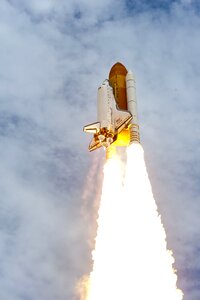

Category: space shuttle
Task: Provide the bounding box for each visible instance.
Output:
[83,62,140,157]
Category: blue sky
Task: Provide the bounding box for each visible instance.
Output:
[0,0,200,299]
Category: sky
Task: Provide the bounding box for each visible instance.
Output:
[0,0,200,299]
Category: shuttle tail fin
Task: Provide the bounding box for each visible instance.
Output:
[83,122,100,134]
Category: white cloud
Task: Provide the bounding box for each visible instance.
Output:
[0,0,200,299]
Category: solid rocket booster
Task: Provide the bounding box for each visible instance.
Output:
[83,62,140,156]
[126,70,140,143]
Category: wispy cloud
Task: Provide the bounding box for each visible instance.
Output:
[0,0,200,299]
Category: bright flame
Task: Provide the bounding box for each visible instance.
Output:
[84,144,183,300]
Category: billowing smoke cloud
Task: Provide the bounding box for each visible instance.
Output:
[0,0,200,299]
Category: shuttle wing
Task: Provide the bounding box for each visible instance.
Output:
[113,106,132,133]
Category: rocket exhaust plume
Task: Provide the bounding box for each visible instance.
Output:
[82,144,183,300]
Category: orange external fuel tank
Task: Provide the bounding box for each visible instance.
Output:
[109,62,128,110]
[108,62,130,149]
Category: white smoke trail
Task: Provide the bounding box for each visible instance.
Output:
[84,144,183,300]
[121,143,183,299]
[86,156,124,299]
